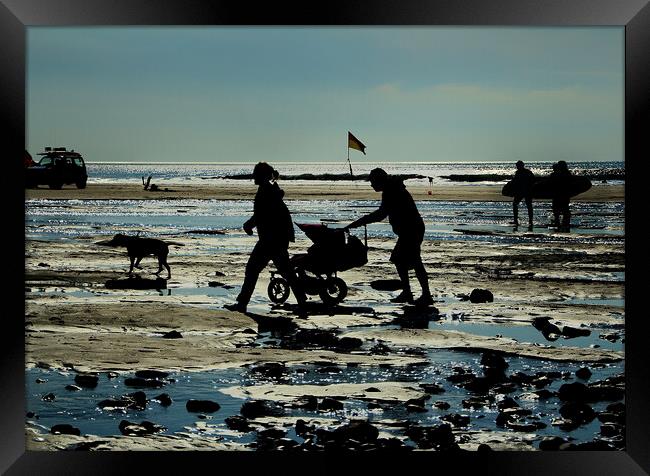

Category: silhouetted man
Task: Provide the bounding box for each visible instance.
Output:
[511,160,535,229]
[550,160,572,231]
[345,168,432,306]
[225,162,306,314]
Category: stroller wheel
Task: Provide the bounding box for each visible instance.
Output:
[319,277,347,305]
[268,276,290,304]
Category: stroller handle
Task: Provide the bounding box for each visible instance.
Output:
[342,223,367,248]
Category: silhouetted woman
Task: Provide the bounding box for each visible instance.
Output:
[225,162,306,313]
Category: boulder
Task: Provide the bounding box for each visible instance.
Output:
[539,436,569,451]
[186,399,221,413]
[419,383,445,394]
[369,343,391,355]
[318,397,344,412]
[575,367,592,380]
[249,362,288,380]
[153,393,172,406]
[240,400,285,419]
[440,413,470,427]
[135,370,169,379]
[333,420,379,443]
[531,317,562,340]
[295,419,315,437]
[481,351,509,370]
[74,373,99,389]
[162,330,183,339]
[336,336,363,350]
[496,396,519,410]
[97,399,132,410]
[562,326,591,339]
[534,389,556,399]
[600,423,624,438]
[50,424,81,436]
[469,289,493,303]
[433,401,450,410]
[559,402,596,425]
[225,415,252,432]
[558,382,588,401]
[124,377,165,389]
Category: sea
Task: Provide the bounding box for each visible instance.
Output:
[83,161,625,187]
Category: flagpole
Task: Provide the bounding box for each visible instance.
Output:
[347,145,353,176]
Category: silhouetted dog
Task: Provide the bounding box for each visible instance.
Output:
[107,234,172,279]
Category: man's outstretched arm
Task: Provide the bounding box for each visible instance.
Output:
[347,206,388,229]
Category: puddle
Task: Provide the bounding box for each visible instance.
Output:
[429,320,623,352]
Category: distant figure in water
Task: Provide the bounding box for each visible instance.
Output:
[344,168,433,306]
[511,160,535,230]
[225,162,307,314]
[550,160,572,231]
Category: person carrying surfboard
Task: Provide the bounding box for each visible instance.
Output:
[344,168,433,307]
[511,160,535,229]
[550,160,572,231]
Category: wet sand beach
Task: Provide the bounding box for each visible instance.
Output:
[25,182,625,451]
[25,182,624,202]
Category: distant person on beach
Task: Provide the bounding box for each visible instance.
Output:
[550,160,572,231]
[225,162,307,314]
[344,168,433,306]
[511,160,535,230]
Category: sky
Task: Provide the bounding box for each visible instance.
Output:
[27,27,624,163]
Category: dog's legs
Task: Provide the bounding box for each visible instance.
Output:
[128,255,135,276]
[134,257,143,270]
[155,256,163,276]
[157,253,171,279]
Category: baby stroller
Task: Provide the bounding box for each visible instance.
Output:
[268,223,368,305]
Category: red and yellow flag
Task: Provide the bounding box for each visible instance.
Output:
[348,131,366,155]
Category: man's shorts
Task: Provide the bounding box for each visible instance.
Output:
[390,232,424,269]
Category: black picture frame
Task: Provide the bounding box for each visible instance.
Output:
[2,0,648,474]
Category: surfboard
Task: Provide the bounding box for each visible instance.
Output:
[501,179,532,198]
[531,175,592,199]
